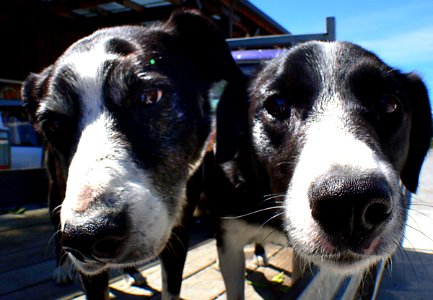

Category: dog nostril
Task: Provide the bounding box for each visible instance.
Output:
[363,201,392,229]
[62,210,128,261]
[92,236,125,259]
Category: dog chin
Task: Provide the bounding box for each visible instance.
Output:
[69,235,170,276]
[68,255,108,276]
[70,254,152,276]
[307,252,383,275]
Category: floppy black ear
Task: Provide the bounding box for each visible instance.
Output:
[21,65,53,126]
[216,74,250,162]
[165,9,241,83]
[400,73,432,192]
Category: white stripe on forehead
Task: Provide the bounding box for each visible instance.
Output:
[68,39,118,127]
[316,42,345,113]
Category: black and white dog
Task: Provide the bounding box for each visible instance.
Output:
[22,10,240,299]
[208,41,432,299]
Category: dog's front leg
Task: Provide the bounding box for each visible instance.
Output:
[217,230,246,300]
[159,168,202,300]
[80,271,109,300]
[159,226,189,300]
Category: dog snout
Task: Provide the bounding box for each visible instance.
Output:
[309,172,393,241]
[62,210,128,262]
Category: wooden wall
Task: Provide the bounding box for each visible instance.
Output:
[0,20,88,81]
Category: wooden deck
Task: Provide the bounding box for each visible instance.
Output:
[1,150,432,300]
[0,208,310,300]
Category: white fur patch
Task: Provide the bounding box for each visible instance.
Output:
[221,219,288,248]
[218,219,288,299]
[53,256,75,284]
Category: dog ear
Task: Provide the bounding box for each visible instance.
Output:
[215,74,250,162]
[165,9,241,83]
[21,65,53,127]
[400,73,432,193]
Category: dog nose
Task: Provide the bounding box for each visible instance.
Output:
[309,173,392,239]
[62,211,128,261]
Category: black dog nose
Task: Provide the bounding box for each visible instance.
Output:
[309,173,392,239]
[62,211,128,261]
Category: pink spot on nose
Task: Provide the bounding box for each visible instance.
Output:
[75,185,96,212]
[319,236,335,253]
[363,236,380,255]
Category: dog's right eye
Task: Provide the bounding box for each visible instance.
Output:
[40,114,72,139]
[264,97,291,120]
[378,94,400,115]
[42,119,62,135]
[139,89,163,105]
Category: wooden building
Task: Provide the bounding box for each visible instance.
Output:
[0,0,289,81]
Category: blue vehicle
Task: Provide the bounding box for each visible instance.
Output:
[0,79,43,170]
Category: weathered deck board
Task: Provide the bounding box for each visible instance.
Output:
[0,208,50,233]
[0,207,304,300]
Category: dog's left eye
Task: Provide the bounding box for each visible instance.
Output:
[264,97,291,120]
[139,89,163,105]
[379,94,400,114]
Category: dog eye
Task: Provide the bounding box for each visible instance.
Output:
[42,119,62,135]
[379,94,400,114]
[139,89,163,105]
[264,97,291,120]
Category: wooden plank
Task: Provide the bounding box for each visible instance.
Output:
[183,239,218,278]
[267,247,302,283]
[0,223,54,256]
[4,277,82,300]
[0,239,56,273]
[0,260,55,296]
[0,208,50,232]
[298,269,345,300]
[110,239,219,295]
[180,265,226,300]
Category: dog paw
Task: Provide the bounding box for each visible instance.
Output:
[124,267,146,286]
[254,244,269,266]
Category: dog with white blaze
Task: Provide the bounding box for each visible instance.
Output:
[206,40,432,299]
[22,10,241,300]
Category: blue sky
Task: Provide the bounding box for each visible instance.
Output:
[250,0,433,103]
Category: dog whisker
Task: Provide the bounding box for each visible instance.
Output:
[262,194,286,202]
[51,204,63,216]
[409,203,433,208]
[395,244,406,279]
[259,212,285,231]
[170,231,187,254]
[406,214,426,234]
[275,161,297,167]
[404,224,433,244]
[408,208,433,222]
[222,206,284,220]
[400,236,424,275]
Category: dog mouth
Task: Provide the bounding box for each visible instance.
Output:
[317,233,382,254]
[310,251,373,271]
[302,234,385,272]
[64,239,161,275]
[66,249,154,275]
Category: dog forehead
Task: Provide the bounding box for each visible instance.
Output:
[52,38,119,119]
[64,38,117,80]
